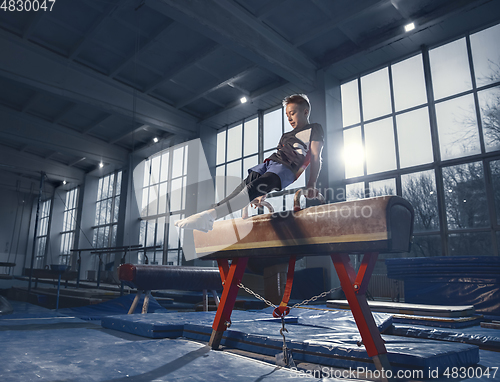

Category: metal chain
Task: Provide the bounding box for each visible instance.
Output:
[238,283,342,311]
[237,283,276,308]
[290,286,342,309]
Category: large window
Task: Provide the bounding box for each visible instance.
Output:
[217,117,259,219]
[341,22,500,257]
[93,171,122,249]
[216,109,307,217]
[34,199,51,268]
[139,144,187,265]
[59,188,79,265]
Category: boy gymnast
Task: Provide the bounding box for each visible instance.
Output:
[175,94,324,232]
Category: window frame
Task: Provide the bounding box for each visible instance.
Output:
[340,23,500,256]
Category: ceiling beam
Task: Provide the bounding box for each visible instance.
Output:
[68,0,123,60]
[146,0,317,89]
[23,12,46,40]
[144,43,219,93]
[110,124,148,144]
[68,157,87,167]
[110,20,177,78]
[201,78,288,122]
[42,15,165,79]
[53,103,78,124]
[0,144,85,183]
[297,0,389,47]
[321,0,493,70]
[255,0,288,21]
[21,93,40,113]
[44,150,59,160]
[0,30,198,137]
[0,105,128,165]
[175,65,256,109]
[82,114,113,134]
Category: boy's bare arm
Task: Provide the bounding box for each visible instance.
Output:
[306,140,323,198]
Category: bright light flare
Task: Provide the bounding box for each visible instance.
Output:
[405,22,415,32]
[343,143,365,171]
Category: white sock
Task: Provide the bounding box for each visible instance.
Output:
[174,210,215,232]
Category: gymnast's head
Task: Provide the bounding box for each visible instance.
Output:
[283,94,311,129]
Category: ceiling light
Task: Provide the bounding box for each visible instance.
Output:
[99,162,104,168]
[404,22,415,32]
[63,180,66,185]
[240,96,248,104]
[153,137,159,143]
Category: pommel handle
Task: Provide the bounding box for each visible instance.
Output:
[242,200,274,219]
[293,189,326,212]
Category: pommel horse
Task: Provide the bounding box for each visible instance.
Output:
[193,191,414,375]
[119,265,222,313]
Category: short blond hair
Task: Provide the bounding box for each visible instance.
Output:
[283,94,311,113]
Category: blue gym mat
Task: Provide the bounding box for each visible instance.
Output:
[391,313,484,328]
[183,320,479,374]
[57,294,168,320]
[389,323,500,351]
[267,306,394,332]
[101,307,479,375]
[101,310,298,338]
[0,300,66,319]
[0,325,328,381]
[2,299,499,381]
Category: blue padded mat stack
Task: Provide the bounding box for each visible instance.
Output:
[391,314,484,328]
[101,308,480,375]
[264,305,394,332]
[182,316,479,374]
[389,323,500,351]
[386,256,500,315]
[101,311,297,338]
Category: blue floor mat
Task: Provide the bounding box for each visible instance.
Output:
[0,300,65,319]
[101,310,298,338]
[101,308,479,375]
[183,320,479,374]
[1,299,497,381]
[284,306,394,332]
[0,325,328,382]
[391,314,484,328]
[57,294,168,320]
[390,323,500,351]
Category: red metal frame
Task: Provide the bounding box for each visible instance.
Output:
[331,252,386,357]
[209,257,248,348]
[209,251,391,374]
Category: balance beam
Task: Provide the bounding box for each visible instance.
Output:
[119,264,223,313]
[194,194,414,377]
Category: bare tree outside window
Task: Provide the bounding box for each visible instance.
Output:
[402,171,439,232]
[443,162,489,230]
